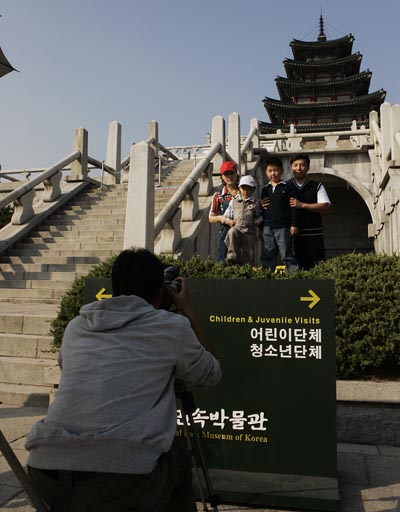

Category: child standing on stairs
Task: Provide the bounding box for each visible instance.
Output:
[222,175,262,265]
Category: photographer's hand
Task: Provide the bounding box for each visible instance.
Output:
[167,277,218,358]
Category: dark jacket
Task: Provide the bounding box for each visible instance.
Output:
[261,181,297,229]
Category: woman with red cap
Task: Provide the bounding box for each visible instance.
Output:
[208,161,239,261]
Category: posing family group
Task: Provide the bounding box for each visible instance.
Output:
[208,153,331,271]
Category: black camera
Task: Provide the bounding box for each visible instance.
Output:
[163,265,181,292]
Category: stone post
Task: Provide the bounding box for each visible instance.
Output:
[124,142,155,251]
[228,112,241,176]
[380,102,392,170]
[104,121,121,185]
[391,104,400,162]
[148,120,159,156]
[250,118,259,149]
[211,115,225,172]
[70,127,88,181]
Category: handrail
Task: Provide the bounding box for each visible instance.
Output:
[166,144,210,151]
[158,142,179,161]
[0,151,80,209]
[0,168,46,176]
[260,128,371,140]
[240,126,258,159]
[87,156,115,175]
[154,142,221,237]
[120,137,180,171]
[0,174,19,182]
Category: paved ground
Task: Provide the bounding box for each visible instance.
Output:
[0,404,399,512]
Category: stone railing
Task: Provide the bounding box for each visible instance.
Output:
[367,103,400,254]
[0,126,121,226]
[0,114,262,259]
[0,124,122,254]
[124,114,262,258]
[259,121,371,153]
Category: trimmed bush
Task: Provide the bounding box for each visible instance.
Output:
[0,205,13,229]
[50,253,400,380]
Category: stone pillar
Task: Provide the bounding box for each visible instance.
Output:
[380,102,392,170]
[148,120,159,156]
[124,142,155,251]
[391,104,400,162]
[104,121,121,185]
[70,127,88,181]
[250,118,259,149]
[228,112,241,176]
[211,115,225,172]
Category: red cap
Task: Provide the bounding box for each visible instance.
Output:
[220,161,237,174]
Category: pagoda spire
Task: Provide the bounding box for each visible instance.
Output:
[317,14,327,42]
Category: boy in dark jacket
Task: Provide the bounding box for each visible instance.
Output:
[260,157,299,273]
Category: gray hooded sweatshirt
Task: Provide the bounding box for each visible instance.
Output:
[26,295,221,474]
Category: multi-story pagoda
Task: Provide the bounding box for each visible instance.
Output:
[260,16,386,133]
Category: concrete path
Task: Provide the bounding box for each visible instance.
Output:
[0,405,399,512]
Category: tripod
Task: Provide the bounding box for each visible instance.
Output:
[176,385,220,512]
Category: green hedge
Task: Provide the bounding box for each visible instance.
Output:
[50,253,400,380]
[0,206,13,229]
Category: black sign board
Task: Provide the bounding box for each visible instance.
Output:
[185,279,337,511]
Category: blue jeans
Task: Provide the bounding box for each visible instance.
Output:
[261,226,299,274]
[217,225,229,261]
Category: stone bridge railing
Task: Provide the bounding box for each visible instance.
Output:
[259,121,371,153]
[0,114,262,259]
[368,103,400,255]
[124,114,261,258]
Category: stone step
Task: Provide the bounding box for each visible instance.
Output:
[21,235,124,244]
[5,249,119,258]
[0,333,56,359]
[0,280,71,290]
[0,297,60,304]
[61,204,127,212]
[31,226,125,242]
[0,312,55,335]
[0,356,58,386]
[0,382,51,407]
[0,287,65,299]
[0,262,96,273]
[39,218,125,226]
[65,198,127,206]
[57,208,127,216]
[0,255,102,264]
[13,241,121,252]
[0,271,81,282]
[44,214,125,223]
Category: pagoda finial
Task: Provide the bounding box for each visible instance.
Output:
[318,13,327,42]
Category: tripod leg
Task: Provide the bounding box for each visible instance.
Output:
[177,399,209,511]
[186,415,220,512]
[0,430,51,512]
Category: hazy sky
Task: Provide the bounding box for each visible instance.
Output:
[0,0,399,169]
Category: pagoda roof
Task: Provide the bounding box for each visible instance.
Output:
[284,52,362,73]
[263,90,386,124]
[275,71,372,101]
[290,34,354,60]
[259,119,369,134]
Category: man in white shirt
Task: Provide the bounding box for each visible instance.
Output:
[287,153,331,269]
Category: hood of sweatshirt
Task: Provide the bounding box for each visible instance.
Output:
[79,295,154,332]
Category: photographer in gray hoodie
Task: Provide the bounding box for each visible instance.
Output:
[25,248,221,512]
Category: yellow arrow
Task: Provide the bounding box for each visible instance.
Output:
[95,287,113,301]
[300,289,321,309]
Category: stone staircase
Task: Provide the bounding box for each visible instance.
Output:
[0,159,196,406]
